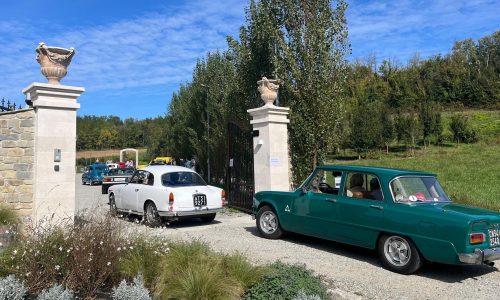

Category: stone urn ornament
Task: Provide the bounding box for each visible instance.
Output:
[257,77,280,106]
[36,42,75,84]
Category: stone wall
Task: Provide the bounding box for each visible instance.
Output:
[0,109,35,217]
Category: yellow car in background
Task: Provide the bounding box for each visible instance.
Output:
[137,156,173,169]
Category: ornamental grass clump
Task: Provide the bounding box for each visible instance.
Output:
[118,239,265,299]
[156,240,265,299]
[118,237,170,289]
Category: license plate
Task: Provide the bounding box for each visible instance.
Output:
[489,228,500,247]
[193,194,207,207]
[114,178,125,182]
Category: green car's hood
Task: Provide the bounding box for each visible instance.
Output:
[411,202,500,222]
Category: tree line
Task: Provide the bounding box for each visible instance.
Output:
[77,0,499,185]
[76,115,167,151]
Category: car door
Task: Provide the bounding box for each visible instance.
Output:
[135,171,154,213]
[335,172,385,248]
[120,170,146,213]
[289,168,341,240]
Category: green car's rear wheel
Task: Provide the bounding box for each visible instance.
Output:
[378,234,423,274]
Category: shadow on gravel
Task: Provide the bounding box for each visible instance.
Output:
[243,226,379,265]
[414,262,497,283]
[120,214,222,228]
[243,226,498,282]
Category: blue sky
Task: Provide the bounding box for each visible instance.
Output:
[0,0,498,119]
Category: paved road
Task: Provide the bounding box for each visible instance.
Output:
[76,173,109,216]
[75,176,500,299]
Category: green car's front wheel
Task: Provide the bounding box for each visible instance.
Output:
[256,205,283,239]
[378,234,423,274]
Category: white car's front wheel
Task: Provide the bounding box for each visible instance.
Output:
[144,201,161,227]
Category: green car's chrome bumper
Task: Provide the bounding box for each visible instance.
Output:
[458,248,500,265]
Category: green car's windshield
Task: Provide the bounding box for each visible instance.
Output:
[390,176,451,203]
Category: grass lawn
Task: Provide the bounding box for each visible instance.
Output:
[328,110,500,212]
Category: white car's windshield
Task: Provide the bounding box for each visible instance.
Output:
[391,176,451,203]
[161,172,207,187]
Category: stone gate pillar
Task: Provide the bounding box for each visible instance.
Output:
[247,77,290,193]
[22,83,84,222]
[21,43,84,222]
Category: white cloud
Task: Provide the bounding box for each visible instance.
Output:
[0,0,246,103]
[347,0,500,62]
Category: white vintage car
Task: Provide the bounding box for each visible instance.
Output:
[108,165,225,226]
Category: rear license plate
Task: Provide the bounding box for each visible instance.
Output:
[114,178,125,182]
[193,194,207,207]
[489,228,500,247]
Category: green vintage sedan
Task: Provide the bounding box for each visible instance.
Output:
[253,165,500,274]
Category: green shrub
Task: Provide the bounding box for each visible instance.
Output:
[242,261,329,300]
[450,114,479,143]
[1,215,122,298]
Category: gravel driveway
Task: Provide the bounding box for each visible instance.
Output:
[76,175,500,300]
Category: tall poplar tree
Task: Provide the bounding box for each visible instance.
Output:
[228,0,350,183]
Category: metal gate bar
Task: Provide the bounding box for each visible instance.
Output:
[226,121,254,213]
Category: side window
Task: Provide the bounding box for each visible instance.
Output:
[130,171,146,184]
[305,169,325,193]
[344,172,383,200]
[322,170,343,195]
[143,172,154,186]
[304,169,343,194]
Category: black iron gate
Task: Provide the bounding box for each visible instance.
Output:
[226,121,254,213]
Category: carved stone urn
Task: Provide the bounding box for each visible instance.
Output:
[36,42,75,84]
[257,77,280,106]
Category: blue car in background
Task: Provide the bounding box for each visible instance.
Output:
[82,163,109,185]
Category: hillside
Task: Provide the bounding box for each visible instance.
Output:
[329,110,500,211]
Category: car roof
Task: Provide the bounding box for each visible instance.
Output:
[318,165,436,178]
[139,165,196,176]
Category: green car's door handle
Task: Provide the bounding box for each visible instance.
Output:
[326,198,337,203]
[370,205,383,210]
